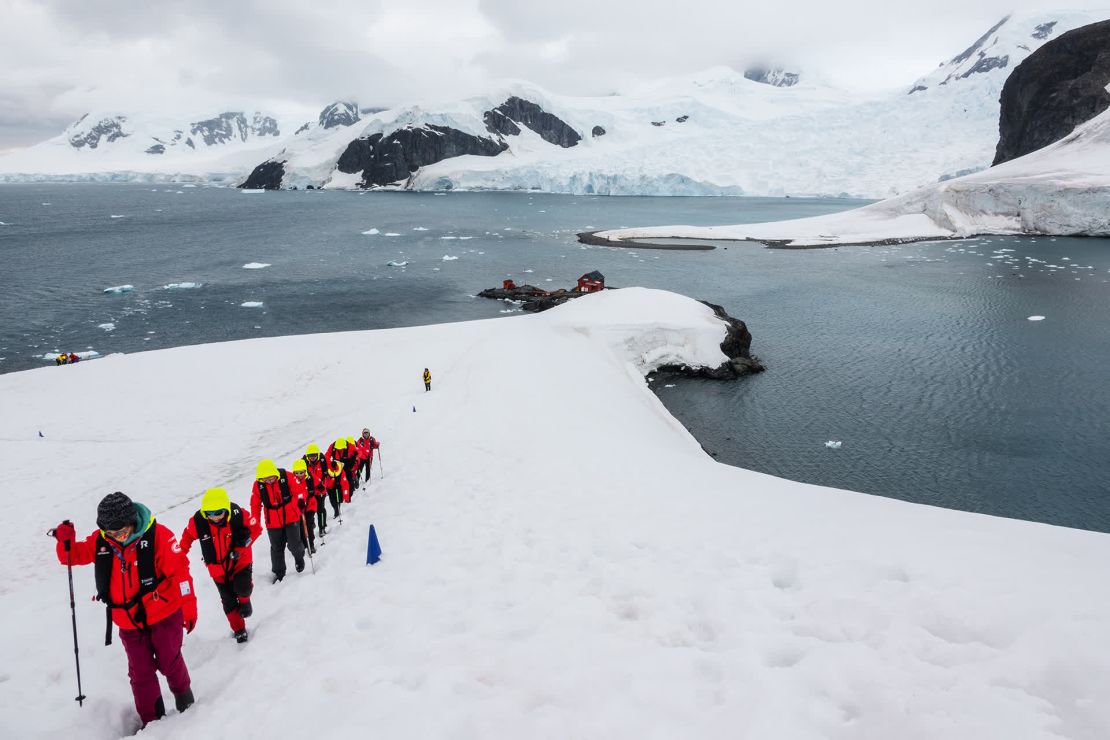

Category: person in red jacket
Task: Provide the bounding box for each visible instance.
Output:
[325,459,350,514]
[356,428,380,484]
[249,459,306,583]
[179,487,262,643]
[326,437,360,494]
[303,443,329,535]
[51,492,197,728]
[290,459,317,554]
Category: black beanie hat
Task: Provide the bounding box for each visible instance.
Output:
[97,492,136,531]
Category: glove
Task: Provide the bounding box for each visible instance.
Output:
[182,598,198,634]
[298,498,307,512]
[228,549,239,562]
[52,521,75,545]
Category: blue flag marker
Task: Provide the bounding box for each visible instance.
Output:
[366,524,382,565]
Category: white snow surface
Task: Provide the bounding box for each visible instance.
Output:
[1,288,1108,738]
[599,106,1110,245]
[2,12,1105,198]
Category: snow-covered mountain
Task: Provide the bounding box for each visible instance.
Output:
[596,16,1110,245]
[1,11,1106,196]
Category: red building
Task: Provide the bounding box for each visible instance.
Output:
[576,270,605,293]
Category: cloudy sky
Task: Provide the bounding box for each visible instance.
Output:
[1,0,1105,149]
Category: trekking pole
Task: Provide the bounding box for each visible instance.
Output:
[300,514,316,575]
[47,521,87,706]
[377,449,384,479]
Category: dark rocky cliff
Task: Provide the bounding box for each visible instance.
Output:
[993,19,1110,165]
[483,97,581,148]
[336,125,508,187]
[240,160,285,189]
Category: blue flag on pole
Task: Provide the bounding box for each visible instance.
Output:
[366,524,382,565]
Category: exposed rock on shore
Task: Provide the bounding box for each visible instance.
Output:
[994,19,1110,164]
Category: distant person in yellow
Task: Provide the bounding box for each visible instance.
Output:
[423,367,431,391]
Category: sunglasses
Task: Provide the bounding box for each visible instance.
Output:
[204,510,228,520]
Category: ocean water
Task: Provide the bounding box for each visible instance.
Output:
[2,184,1108,531]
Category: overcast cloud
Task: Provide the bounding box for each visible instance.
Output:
[0,0,1105,148]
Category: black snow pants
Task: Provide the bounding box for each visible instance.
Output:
[267,523,305,577]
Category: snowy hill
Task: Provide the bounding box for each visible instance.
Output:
[2,288,1109,738]
[1,11,1107,196]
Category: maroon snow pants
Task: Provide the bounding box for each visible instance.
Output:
[118,608,191,725]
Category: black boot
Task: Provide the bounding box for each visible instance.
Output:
[174,688,195,713]
[295,560,305,573]
[272,573,284,584]
[234,629,249,644]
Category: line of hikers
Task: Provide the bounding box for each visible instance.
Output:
[50,428,381,729]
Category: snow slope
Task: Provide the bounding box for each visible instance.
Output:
[2,11,1106,197]
[1,288,1108,739]
[598,105,1110,246]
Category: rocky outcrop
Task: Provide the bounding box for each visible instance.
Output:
[650,301,764,380]
[240,160,285,189]
[591,125,606,137]
[483,97,581,148]
[477,288,763,379]
[483,109,521,137]
[336,125,508,187]
[145,144,165,155]
[744,67,800,87]
[190,112,280,146]
[318,101,360,129]
[69,117,129,149]
[993,19,1110,165]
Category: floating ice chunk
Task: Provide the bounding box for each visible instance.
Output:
[413,227,428,231]
[109,214,126,219]
[103,284,134,294]
[824,440,843,449]
[97,323,116,331]
[442,255,459,261]
[384,232,401,237]
[163,282,202,290]
[361,228,380,235]
[387,260,409,267]
[241,189,266,194]
[0,221,8,226]
[459,236,474,240]
[242,262,271,269]
[1027,316,1046,321]
[523,269,534,273]
[663,384,676,388]
[240,301,265,308]
[440,236,458,240]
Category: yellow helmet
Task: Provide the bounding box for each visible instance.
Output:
[346,436,356,446]
[306,443,321,456]
[255,459,279,480]
[292,458,307,473]
[334,438,347,450]
[201,487,231,517]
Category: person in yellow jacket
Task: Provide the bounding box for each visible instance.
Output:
[423,367,431,391]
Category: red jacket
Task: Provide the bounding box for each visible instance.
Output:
[58,520,197,630]
[290,474,316,512]
[250,472,305,530]
[356,436,380,462]
[303,457,328,497]
[325,469,350,502]
[179,507,262,582]
[326,443,358,472]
